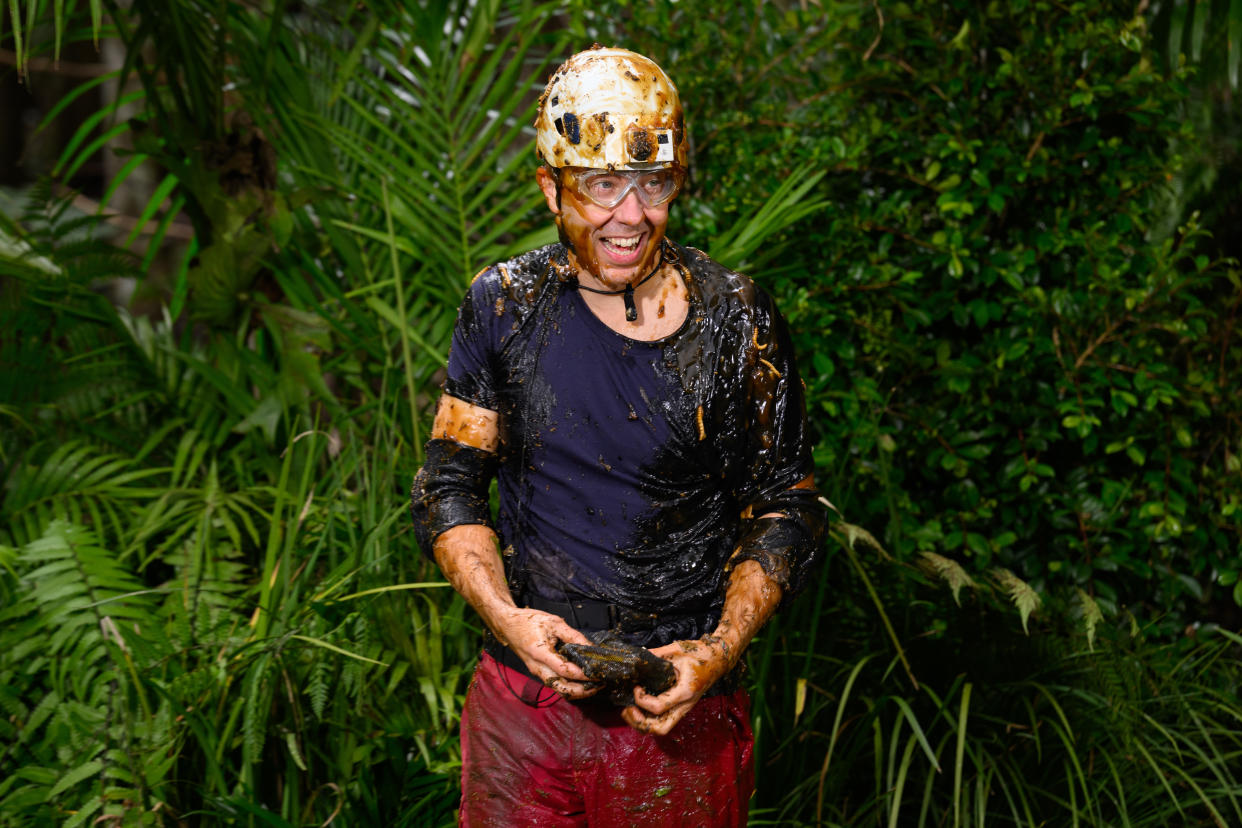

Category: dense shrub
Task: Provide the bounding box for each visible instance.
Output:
[596,0,1241,634]
[589,4,1242,820]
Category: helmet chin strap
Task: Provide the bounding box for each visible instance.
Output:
[576,259,665,322]
[553,185,668,321]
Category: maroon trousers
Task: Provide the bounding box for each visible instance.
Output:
[458,653,754,827]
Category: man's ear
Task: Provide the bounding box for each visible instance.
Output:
[536,166,560,215]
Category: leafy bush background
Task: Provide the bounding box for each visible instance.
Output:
[1,0,1239,825]
[602,0,1240,628]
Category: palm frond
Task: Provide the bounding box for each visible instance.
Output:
[1,441,165,548]
[709,168,830,273]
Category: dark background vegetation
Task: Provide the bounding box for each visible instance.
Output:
[1,1,1239,825]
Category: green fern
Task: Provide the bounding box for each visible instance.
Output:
[918,550,977,606]
[0,521,174,822]
[992,568,1042,635]
[1075,588,1104,651]
[341,656,363,704]
[0,186,141,284]
[841,521,893,561]
[18,521,153,653]
[241,653,274,773]
[306,659,332,721]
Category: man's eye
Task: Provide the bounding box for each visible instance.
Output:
[587,179,619,195]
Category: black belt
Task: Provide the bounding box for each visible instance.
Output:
[524,594,663,633]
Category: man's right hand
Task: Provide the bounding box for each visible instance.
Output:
[499,607,600,699]
[431,521,599,699]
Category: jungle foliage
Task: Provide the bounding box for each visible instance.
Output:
[1,0,1240,825]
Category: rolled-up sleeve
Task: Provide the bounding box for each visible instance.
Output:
[410,270,505,559]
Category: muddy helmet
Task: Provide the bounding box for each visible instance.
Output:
[536,46,687,172]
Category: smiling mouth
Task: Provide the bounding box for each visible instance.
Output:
[601,235,643,254]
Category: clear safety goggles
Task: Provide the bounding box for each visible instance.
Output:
[559,167,684,209]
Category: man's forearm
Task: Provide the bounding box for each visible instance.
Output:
[623,558,782,733]
[708,559,783,671]
[432,524,519,647]
[433,523,596,694]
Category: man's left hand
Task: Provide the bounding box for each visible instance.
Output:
[621,636,732,735]
[622,559,784,735]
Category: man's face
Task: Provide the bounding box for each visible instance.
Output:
[537,166,671,288]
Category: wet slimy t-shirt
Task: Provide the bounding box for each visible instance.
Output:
[441,242,817,646]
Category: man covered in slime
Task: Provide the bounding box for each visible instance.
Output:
[411,46,827,826]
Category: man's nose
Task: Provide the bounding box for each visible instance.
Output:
[612,189,645,224]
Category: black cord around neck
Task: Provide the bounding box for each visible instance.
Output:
[574,257,664,322]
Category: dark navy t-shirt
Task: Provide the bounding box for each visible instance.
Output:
[441,243,815,644]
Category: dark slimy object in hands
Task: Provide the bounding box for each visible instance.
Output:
[557,630,675,705]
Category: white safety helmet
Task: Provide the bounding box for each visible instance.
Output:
[536,46,687,172]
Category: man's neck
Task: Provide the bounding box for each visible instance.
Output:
[572,258,690,341]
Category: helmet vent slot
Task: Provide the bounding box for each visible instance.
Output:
[562,112,580,144]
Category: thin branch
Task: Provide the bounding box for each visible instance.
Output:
[863,0,885,62]
[859,220,944,249]
[1073,313,1131,370]
[68,192,195,241]
[1024,131,1046,162]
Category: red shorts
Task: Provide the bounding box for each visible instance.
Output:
[458,653,754,827]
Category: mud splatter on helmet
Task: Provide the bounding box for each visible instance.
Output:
[536,46,687,172]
